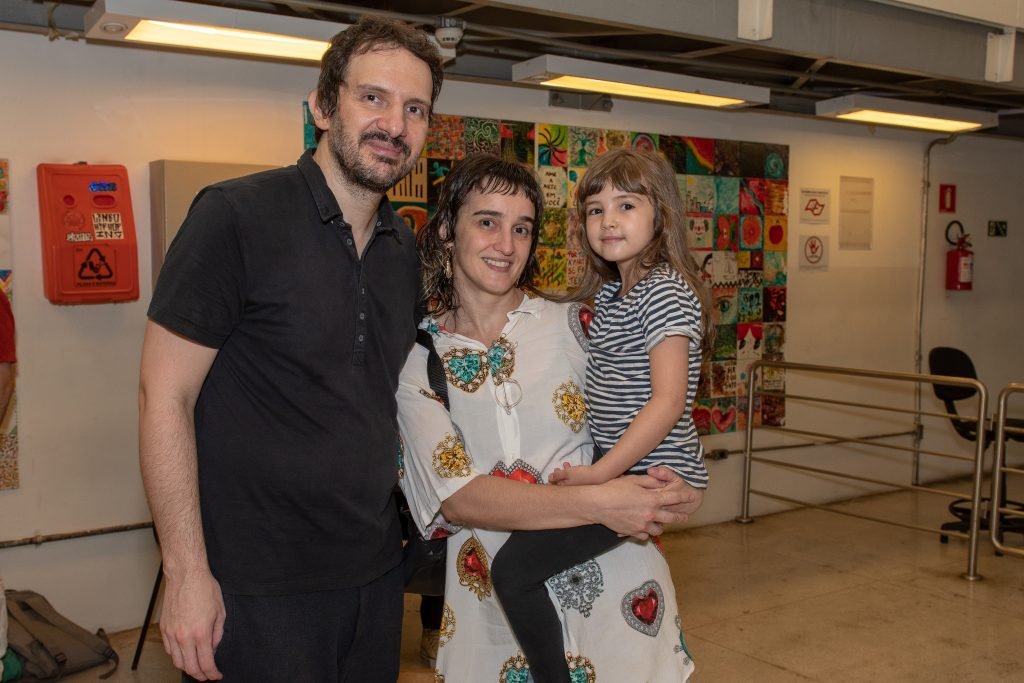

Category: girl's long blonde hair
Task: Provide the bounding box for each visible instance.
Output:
[571,148,714,358]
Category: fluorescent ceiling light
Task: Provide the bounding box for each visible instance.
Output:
[123,20,329,61]
[815,94,998,133]
[513,54,770,109]
[84,0,344,62]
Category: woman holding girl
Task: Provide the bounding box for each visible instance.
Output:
[397,151,704,682]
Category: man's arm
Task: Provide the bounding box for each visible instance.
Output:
[138,321,223,682]
[440,471,696,540]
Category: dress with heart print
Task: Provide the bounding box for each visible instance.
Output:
[397,296,695,681]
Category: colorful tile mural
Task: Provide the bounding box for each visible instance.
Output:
[385,115,788,432]
[0,157,16,489]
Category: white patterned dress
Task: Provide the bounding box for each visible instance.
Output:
[397,295,695,682]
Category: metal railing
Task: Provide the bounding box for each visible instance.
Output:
[0,522,153,550]
[990,383,1024,557]
[737,359,989,581]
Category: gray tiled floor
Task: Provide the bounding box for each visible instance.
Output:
[64,477,1024,682]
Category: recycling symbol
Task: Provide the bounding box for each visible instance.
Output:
[78,248,114,280]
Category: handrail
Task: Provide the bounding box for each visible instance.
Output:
[0,522,154,550]
[738,358,989,581]
[757,425,976,462]
[781,391,959,421]
[990,382,1024,557]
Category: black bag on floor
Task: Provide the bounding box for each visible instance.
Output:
[4,590,118,680]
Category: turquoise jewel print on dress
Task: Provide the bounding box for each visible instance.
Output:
[487,344,507,371]
[448,354,482,384]
[504,668,531,683]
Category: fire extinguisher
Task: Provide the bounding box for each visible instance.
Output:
[944,220,973,291]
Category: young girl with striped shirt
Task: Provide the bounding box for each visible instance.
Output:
[492,147,713,683]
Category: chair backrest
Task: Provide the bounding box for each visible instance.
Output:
[928,346,978,402]
[928,346,982,442]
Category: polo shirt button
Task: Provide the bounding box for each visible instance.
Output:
[358,334,364,342]
[360,287,366,295]
[346,237,353,246]
[359,312,365,320]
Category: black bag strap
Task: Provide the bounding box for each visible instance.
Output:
[401,329,451,598]
[416,328,449,412]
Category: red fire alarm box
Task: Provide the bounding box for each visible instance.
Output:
[37,163,139,304]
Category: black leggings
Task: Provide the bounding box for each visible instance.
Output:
[491,524,622,683]
[420,593,443,629]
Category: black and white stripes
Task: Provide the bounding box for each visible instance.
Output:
[586,264,708,488]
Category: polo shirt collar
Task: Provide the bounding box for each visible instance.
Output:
[296,148,400,235]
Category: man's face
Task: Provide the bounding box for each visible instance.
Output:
[326,47,432,193]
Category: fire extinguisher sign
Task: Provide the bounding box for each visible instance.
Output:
[938,184,956,213]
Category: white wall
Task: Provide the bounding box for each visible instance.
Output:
[0,31,1021,631]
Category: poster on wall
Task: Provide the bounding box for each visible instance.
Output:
[838,176,874,249]
[799,235,829,269]
[0,158,17,490]
[380,117,789,433]
[799,187,830,224]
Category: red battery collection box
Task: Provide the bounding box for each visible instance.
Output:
[37,163,139,304]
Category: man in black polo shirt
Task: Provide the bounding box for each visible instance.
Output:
[138,16,443,682]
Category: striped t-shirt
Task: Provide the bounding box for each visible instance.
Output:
[585,263,708,488]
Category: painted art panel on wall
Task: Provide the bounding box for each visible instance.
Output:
[0,158,17,489]
[385,116,788,433]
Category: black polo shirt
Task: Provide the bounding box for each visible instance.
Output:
[148,150,418,594]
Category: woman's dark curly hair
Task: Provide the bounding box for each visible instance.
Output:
[418,154,544,316]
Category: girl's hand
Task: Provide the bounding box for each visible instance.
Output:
[549,463,604,486]
[548,462,572,484]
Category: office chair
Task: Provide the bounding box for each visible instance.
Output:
[928,346,1024,546]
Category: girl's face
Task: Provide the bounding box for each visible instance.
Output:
[583,183,656,279]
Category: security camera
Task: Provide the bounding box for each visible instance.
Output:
[435,17,464,48]
[435,26,463,47]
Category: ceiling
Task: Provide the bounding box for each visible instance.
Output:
[5,0,1024,139]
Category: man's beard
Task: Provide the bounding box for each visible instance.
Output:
[328,120,414,194]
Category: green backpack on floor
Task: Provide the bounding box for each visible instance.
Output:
[4,590,118,680]
[1,648,23,682]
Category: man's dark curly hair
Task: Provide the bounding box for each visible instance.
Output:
[316,15,444,119]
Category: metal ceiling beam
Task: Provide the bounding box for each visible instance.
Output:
[476,0,1024,91]
[792,57,828,90]
[863,0,1024,30]
[463,20,1018,108]
[673,45,745,59]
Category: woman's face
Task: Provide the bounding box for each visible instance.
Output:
[450,189,536,300]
